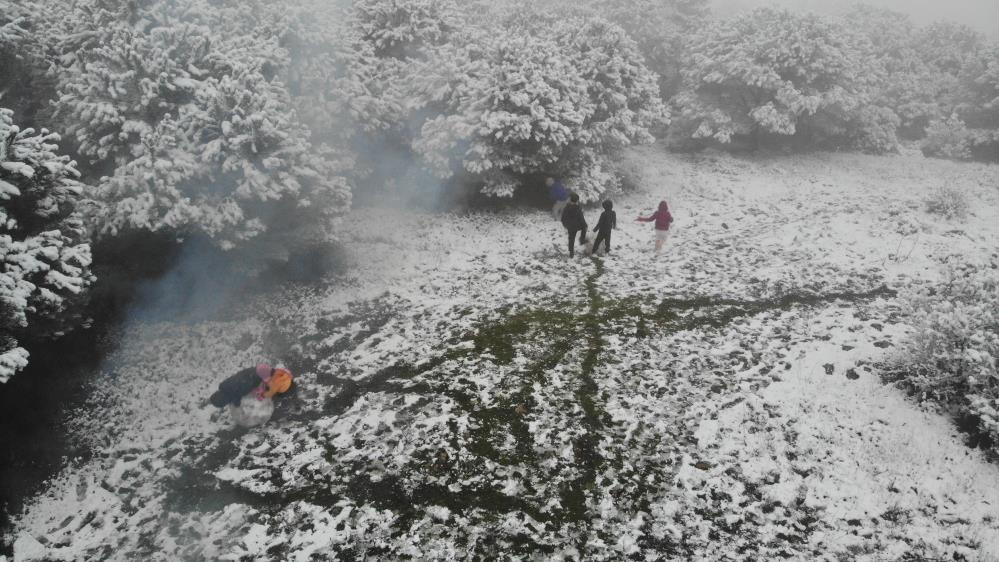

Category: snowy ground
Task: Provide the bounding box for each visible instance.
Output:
[6,146,999,561]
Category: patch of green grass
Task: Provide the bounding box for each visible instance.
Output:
[470,306,578,365]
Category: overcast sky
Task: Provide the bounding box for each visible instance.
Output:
[712,0,999,37]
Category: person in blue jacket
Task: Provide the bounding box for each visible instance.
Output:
[546,176,569,220]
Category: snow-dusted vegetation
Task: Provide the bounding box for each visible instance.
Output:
[1,0,999,560]
[0,109,93,383]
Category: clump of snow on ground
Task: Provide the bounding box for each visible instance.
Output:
[230,395,275,428]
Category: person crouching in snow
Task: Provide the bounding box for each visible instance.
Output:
[561,193,589,257]
[210,364,293,426]
[546,177,570,221]
[592,200,616,255]
[636,200,674,253]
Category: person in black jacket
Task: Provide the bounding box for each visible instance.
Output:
[210,366,263,407]
[209,364,293,408]
[560,193,588,257]
[592,200,616,255]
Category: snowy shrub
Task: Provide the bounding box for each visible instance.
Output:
[672,7,893,152]
[410,15,665,202]
[1,108,94,382]
[43,0,353,249]
[923,186,970,220]
[890,262,999,455]
[848,105,902,154]
[922,116,974,160]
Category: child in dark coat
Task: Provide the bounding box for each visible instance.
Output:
[560,193,588,257]
[592,200,616,254]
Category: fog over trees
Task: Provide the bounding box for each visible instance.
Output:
[714,0,999,37]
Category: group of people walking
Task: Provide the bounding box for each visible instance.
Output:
[546,177,673,257]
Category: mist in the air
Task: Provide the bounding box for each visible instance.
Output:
[713,0,999,35]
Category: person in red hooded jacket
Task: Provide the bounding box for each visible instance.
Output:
[636,200,673,253]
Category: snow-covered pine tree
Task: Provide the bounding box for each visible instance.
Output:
[339,0,464,204]
[843,8,990,143]
[908,22,987,144]
[352,0,460,60]
[918,31,997,161]
[49,1,215,168]
[672,7,891,152]
[0,5,27,55]
[562,0,710,100]
[841,6,927,140]
[951,42,999,160]
[41,0,353,248]
[93,69,351,249]
[1,108,94,383]
[270,0,397,156]
[0,0,58,128]
[410,14,664,202]
[566,18,666,150]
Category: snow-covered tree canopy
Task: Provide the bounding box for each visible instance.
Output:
[842,8,991,143]
[0,10,26,50]
[569,0,710,99]
[947,43,999,160]
[352,0,460,59]
[407,13,666,201]
[39,0,353,249]
[1,108,93,383]
[915,30,998,160]
[0,1,58,128]
[672,7,887,150]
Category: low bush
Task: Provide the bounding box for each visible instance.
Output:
[922,116,974,160]
[923,186,970,219]
[888,262,999,456]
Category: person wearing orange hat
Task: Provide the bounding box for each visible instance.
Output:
[254,368,293,399]
[209,364,294,408]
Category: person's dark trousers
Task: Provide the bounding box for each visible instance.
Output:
[567,229,587,257]
[593,230,611,253]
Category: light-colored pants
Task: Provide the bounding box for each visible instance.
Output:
[552,199,568,220]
